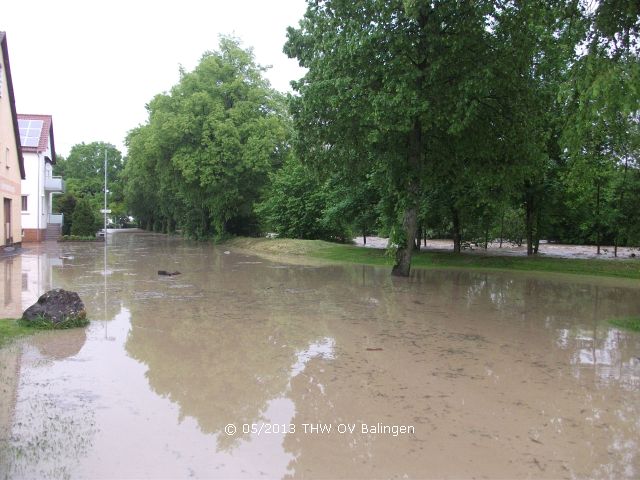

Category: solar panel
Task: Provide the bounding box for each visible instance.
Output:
[18,119,44,148]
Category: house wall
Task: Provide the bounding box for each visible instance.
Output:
[21,152,47,240]
[0,52,22,248]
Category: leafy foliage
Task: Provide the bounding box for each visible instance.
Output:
[124,37,290,239]
[71,197,100,237]
[256,156,351,240]
[54,142,126,229]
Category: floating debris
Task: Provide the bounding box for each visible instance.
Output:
[157,270,181,276]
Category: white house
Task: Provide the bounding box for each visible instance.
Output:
[17,114,64,241]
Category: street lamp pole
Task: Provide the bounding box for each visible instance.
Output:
[104,148,108,235]
[103,147,108,338]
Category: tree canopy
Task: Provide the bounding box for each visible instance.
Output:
[124,37,290,238]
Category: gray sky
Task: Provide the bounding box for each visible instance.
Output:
[3,0,308,156]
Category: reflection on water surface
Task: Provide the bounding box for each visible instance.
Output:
[1,231,639,479]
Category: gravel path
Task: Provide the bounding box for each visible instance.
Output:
[352,236,640,260]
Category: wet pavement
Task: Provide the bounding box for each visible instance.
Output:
[1,231,639,479]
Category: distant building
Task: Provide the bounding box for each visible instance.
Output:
[0,32,26,251]
[18,114,64,242]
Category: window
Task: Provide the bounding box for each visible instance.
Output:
[21,195,28,211]
[5,147,9,169]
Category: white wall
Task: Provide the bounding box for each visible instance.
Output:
[21,135,54,230]
[20,151,45,229]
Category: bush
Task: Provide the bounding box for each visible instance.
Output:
[71,198,100,236]
[54,193,77,235]
[256,156,350,241]
[59,235,103,242]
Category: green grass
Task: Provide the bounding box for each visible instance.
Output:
[19,314,89,330]
[609,316,640,331]
[1,314,90,348]
[0,318,37,347]
[225,237,640,279]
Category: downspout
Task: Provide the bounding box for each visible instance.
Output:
[36,152,41,240]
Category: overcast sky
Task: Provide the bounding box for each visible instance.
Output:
[3,0,308,156]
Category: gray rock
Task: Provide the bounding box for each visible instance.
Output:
[22,289,87,325]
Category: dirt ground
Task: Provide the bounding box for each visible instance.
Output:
[353,236,640,260]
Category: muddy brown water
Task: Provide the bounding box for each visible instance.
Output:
[1,231,639,479]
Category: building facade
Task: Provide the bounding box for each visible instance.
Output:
[0,32,26,251]
[18,114,64,242]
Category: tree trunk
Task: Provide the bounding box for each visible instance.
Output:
[362,227,367,246]
[415,223,422,251]
[392,120,422,277]
[392,206,418,277]
[452,207,461,254]
[614,157,630,258]
[499,211,504,248]
[525,191,536,256]
[533,214,540,254]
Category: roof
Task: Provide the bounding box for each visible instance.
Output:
[17,114,57,164]
[0,32,26,179]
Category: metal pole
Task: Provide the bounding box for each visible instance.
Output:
[104,147,108,338]
[104,148,108,235]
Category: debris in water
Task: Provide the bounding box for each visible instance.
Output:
[158,270,181,276]
[533,458,545,471]
[366,347,383,351]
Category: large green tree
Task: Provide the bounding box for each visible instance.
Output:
[561,0,640,254]
[124,37,290,238]
[286,0,496,275]
[54,142,126,228]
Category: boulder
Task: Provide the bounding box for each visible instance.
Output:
[22,289,87,325]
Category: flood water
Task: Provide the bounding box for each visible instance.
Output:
[1,231,639,479]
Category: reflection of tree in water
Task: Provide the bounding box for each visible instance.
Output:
[440,270,640,386]
[121,259,370,450]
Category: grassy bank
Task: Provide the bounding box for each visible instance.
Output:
[609,316,640,331]
[225,237,640,280]
[0,318,36,347]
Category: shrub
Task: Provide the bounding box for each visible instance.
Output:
[59,235,102,242]
[71,198,100,236]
